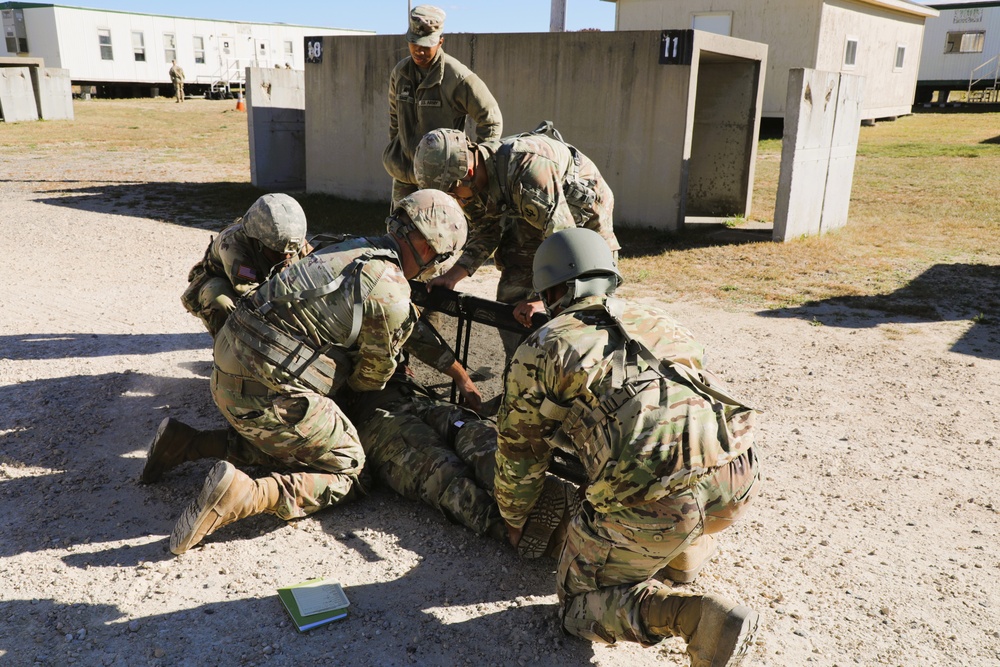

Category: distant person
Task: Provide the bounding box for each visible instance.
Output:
[382,4,502,209]
[181,194,311,338]
[169,60,185,103]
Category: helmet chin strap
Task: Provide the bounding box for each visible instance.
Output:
[546,276,620,312]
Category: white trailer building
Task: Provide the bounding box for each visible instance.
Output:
[0,2,368,97]
[601,0,939,121]
[916,0,1000,103]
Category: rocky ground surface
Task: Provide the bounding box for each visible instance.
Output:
[1,124,999,667]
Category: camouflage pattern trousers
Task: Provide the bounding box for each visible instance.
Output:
[210,324,365,520]
[558,448,759,646]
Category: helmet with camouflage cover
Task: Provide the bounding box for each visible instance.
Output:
[533,228,621,307]
[389,189,467,257]
[413,129,472,192]
[242,194,307,254]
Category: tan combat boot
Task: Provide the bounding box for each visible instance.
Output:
[169,461,280,555]
[141,418,228,484]
[660,534,719,584]
[643,590,759,667]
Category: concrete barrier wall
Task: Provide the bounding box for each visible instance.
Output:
[247,67,306,191]
[0,67,39,122]
[31,68,73,120]
[305,30,766,230]
[773,68,864,241]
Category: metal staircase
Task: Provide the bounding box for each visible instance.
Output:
[967,55,999,104]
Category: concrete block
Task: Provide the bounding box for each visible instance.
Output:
[247,67,306,190]
[31,68,73,121]
[773,68,864,242]
[0,67,39,122]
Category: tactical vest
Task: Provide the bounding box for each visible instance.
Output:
[494,120,598,212]
[540,298,757,514]
[227,247,400,396]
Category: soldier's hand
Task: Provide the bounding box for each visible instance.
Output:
[427,265,469,292]
[506,522,523,548]
[513,299,546,328]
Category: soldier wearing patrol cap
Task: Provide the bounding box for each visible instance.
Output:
[144,190,483,555]
[495,228,761,665]
[181,193,311,338]
[414,123,620,360]
[382,4,503,209]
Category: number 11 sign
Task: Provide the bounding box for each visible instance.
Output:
[660,29,693,65]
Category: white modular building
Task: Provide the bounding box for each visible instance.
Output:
[0,2,369,97]
[916,0,1000,102]
[601,0,939,120]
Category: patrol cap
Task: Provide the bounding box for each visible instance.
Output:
[533,227,621,294]
[242,193,307,255]
[406,5,446,47]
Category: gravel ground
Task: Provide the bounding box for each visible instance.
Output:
[1,119,999,667]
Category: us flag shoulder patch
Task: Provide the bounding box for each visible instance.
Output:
[236,265,257,281]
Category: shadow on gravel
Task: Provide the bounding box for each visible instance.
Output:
[0,332,209,361]
[757,263,1000,360]
[29,181,390,236]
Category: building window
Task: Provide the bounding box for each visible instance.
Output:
[132,31,145,62]
[894,45,905,70]
[193,35,205,64]
[691,12,732,37]
[98,28,113,60]
[164,33,176,62]
[945,31,985,54]
[284,40,293,64]
[844,37,858,68]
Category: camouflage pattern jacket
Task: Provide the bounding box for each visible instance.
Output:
[188,220,307,297]
[457,135,620,279]
[244,236,454,393]
[382,49,502,186]
[495,295,754,529]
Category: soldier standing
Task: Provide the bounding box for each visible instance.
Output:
[382,5,503,209]
[169,60,185,103]
[495,228,760,665]
[144,191,480,554]
[181,193,310,338]
[413,123,620,359]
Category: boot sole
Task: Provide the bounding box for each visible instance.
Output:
[169,461,236,555]
[140,417,174,484]
[713,605,760,667]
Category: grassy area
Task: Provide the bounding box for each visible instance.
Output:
[2,99,997,311]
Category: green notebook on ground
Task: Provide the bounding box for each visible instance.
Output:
[277,578,350,632]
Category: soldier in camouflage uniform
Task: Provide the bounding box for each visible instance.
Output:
[382,5,503,208]
[181,194,311,338]
[495,228,761,666]
[345,370,579,558]
[143,191,482,555]
[413,123,620,359]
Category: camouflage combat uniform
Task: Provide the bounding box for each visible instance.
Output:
[459,134,620,356]
[383,49,502,207]
[210,236,457,520]
[348,374,580,557]
[495,295,759,645]
[181,220,308,337]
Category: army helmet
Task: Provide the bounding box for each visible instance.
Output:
[242,193,307,254]
[533,227,622,294]
[391,189,468,259]
[413,128,471,192]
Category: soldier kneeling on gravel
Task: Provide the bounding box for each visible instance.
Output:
[144,190,482,555]
[496,228,762,666]
[181,193,312,338]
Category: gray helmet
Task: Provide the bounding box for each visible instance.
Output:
[242,193,307,254]
[413,128,471,191]
[389,189,468,261]
[533,228,622,302]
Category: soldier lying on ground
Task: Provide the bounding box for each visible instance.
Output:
[144,190,483,555]
[496,228,761,666]
[181,193,312,338]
